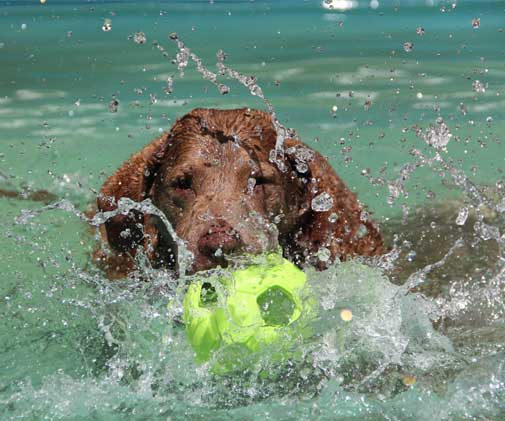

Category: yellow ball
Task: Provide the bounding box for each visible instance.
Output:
[183,254,312,373]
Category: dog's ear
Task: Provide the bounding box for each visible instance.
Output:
[281,138,384,269]
[97,133,170,257]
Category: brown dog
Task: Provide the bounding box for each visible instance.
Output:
[96,108,383,278]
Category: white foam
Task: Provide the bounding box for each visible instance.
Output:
[0,118,34,129]
[309,90,379,101]
[31,127,98,137]
[154,73,175,81]
[323,13,347,21]
[127,63,168,72]
[471,100,505,113]
[153,99,190,107]
[417,77,451,86]
[272,68,304,81]
[333,66,408,85]
[311,121,357,130]
[76,103,106,112]
[16,89,67,101]
[412,101,451,110]
[0,108,16,116]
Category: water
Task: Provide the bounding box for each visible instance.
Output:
[1,0,505,419]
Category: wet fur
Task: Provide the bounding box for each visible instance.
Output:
[96,108,384,278]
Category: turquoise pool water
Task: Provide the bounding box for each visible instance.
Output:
[1,0,504,419]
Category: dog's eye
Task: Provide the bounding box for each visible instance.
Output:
[254,176,271,186]
[170,176,192,191]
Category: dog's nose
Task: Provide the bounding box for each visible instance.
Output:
[197,219,242,256]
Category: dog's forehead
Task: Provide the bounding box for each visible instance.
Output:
[162,133,278,178]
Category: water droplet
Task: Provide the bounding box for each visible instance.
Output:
[416,26,425,36]
[455,207,469,226]
[472,80,486,93]
[21,23,27,31]
[477,222,500,241]
[472,18,480,29]
[403,41,413,52]
[296,162,308,173]
[108,99,119,113]
[316,247,331,262]
[387,184,401,205]
[328,212,338,223]
[360,210,370,222]
[357,224,368,238]
[133,32,147,45]
[423,118,452,149]
[311,192,334,212]
[102,19,112,32]
[218,84,230,95]
[406,250,417,262]
[247,177,256,194]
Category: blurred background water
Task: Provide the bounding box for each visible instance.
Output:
[1,0,505,419]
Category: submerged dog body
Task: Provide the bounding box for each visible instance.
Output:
[97,108,383,277]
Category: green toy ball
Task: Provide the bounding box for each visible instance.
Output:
[183,253,310,373]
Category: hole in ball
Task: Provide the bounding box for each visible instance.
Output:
[256,286,295,326]
[200,282,218,306]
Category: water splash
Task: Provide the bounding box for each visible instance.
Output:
[154,34,295,171]
[3,19,505,421]
[15,197,194,275]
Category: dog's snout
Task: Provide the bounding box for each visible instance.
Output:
[197,219,242,256]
